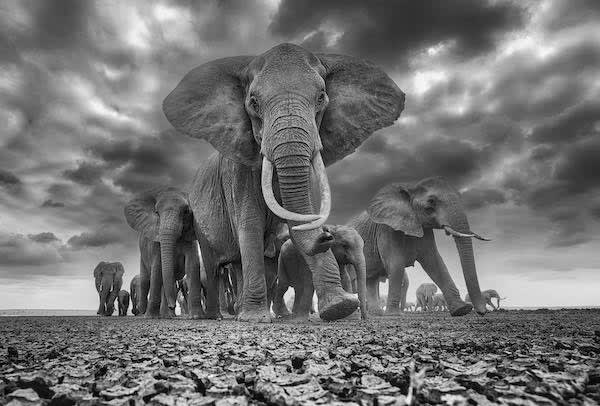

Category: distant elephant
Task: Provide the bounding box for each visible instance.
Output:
[404,301,416,311]
[130,275,140,316]
[93,262,124,316]
[118,290,130,316]
[349,177,490,316]
[416,283,438,311]
[466,289,505,311]
[274,224,367,320]
[162,43,405,322]
[124,186,203,318]
[432,293,447,311]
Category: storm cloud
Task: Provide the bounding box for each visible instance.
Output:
[0,0,599,309]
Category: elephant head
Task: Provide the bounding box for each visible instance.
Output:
[163,43,404,256]
[368,177,490,314]
[124,186,194,310]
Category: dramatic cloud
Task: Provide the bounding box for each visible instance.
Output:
[0,0,599,308]
[0,232,64,266]
[27,232,60,244]
[0,169,21,187]
[271,0,525,67]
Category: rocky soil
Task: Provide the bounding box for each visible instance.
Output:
[1,309,599,405]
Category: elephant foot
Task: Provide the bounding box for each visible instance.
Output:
[318,289,359,322]
[450,303,473,317]
[368,307,385,317]
[236,305,271,323]
[273,304,292,319]
[384,307,402,316]
[201,309,223,320]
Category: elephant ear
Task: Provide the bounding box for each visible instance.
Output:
[367,183,423,237]
[317,54,405,166]
[162,56,259,167]
[93,262,105,278]
[124,187,162,242]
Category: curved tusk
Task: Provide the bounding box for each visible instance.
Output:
[443,225,491,241]
[471,232,492,241]
[261,157,321,223]
[291,152,331,231]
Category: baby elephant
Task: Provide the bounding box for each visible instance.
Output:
[118,290,130,316]
[274,224,367,320]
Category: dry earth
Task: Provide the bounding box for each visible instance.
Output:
[1,310,599,405]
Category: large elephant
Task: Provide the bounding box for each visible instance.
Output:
[349,177,490,316]
[466,289,505,311]
[130,275,140,316]
[93,262,124,316]
[273,224,367,320]
[416,283,438,311]
[163,43,405,322]
[124,186,203,318]
[118,290,130,316]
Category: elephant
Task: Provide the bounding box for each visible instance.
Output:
[349,177,490,317]
[416,283,438,312]
[273,224,367,320]
[130,275,140,316]
[466,289,505,311]
[431,293,448,311]
[124,186,203,318]
[118,290,130,316]
[93,261,124,316]
[162,43,405,322]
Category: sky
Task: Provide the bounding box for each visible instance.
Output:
[1,0,599,310]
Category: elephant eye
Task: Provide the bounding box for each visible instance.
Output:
[248,95,260,115]
[317,90,326,105]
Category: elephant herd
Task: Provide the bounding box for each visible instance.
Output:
[93,43,499,321]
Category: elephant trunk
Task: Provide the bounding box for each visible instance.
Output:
[353,250,368,320]
[159,211,182,310]
[447,212,487,315]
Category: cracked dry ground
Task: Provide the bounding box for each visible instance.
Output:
[1,310,599,405]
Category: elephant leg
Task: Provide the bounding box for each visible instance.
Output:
[340,265,353,293]
[399,273,408,312]
[202,261,222,320]
[231,262,243,315]
[218,268,229,316]
[237,224,270,323]
[273,267,291,318]
[106,288,118,316]
[160,288,175,318]
[385,268,406,315]
[146,251,163,318]
[298,274,315,318]
[417,244,472,317]
[264,257,278,314]
[487,297,496,310]
[185,249,204,319]
[366,278,383,315]
[97,288,106,316]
